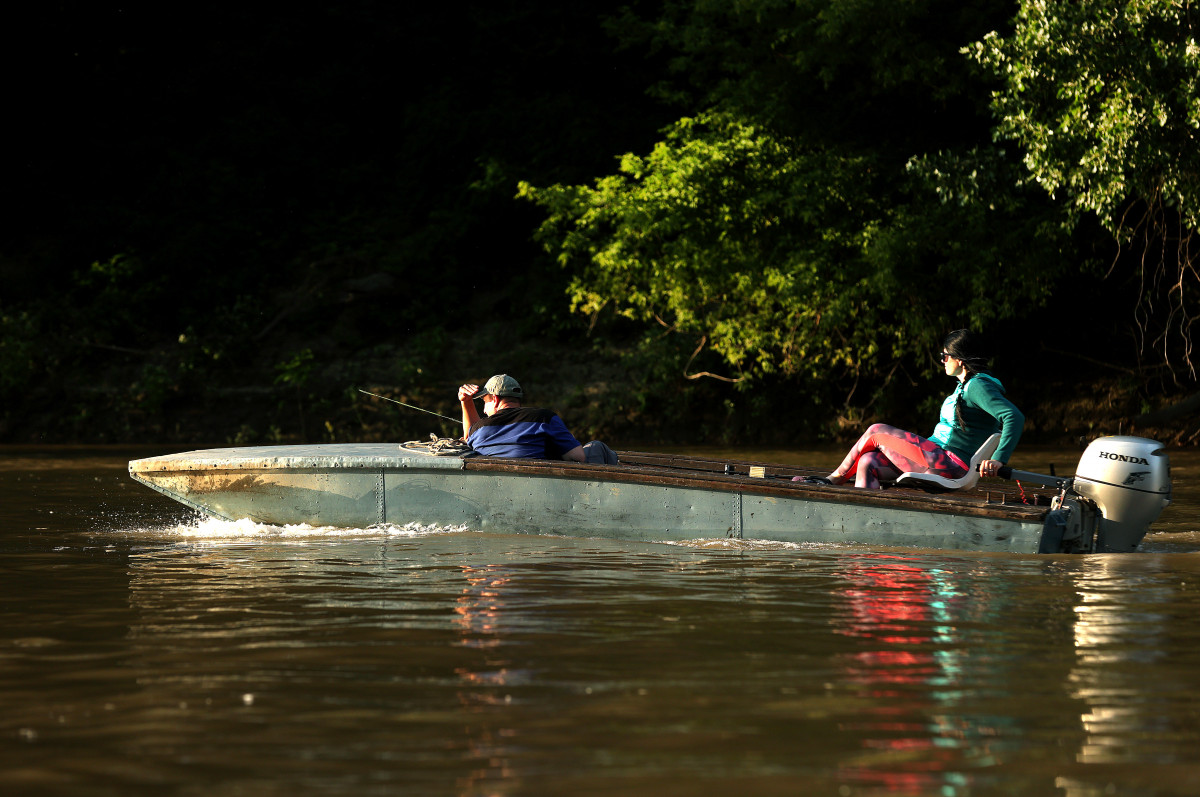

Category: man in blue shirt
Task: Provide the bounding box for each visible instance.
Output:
[457,374,586,461]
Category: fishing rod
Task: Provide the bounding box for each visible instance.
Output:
[358,389,460,424]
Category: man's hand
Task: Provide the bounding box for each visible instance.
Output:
[458,384,483,437]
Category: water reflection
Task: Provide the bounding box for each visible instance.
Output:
[832,554,991,795]
[452,564,521,795]
[837,556,941,686]
[1065,557,1185,777]
[454,565,512,652]
[825,551,1200,796]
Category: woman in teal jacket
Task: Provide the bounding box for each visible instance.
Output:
[808,329,1024,490]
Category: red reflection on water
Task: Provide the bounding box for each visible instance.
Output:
[833,555,967,794]
[837,556,936,687]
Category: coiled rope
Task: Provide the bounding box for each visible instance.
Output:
[399,433,475,457]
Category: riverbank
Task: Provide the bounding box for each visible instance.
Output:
[4,323,1191,450]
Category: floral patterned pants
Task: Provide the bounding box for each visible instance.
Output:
[832,423,968,490]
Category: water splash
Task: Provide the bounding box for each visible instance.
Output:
[124,514,475,541]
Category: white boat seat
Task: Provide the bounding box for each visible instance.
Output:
[894,434,1001,492]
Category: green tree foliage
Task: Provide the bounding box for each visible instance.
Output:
[968,0,1200,375]
[524,0,1074,403]
[522,113,883,383]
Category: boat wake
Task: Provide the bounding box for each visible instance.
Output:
[1136,529,1200,554]
[119,515,844,551]
[126,514,475,541]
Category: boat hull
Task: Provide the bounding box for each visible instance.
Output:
[129,444,1063,553]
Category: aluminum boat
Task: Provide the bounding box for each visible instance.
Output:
[128,436,1171,554]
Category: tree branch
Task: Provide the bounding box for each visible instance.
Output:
[682,335,742,383]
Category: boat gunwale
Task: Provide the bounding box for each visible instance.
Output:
[464,452,1053,523]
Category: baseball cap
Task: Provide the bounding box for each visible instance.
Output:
[478,374,523,399]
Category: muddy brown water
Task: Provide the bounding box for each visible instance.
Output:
[3,444,1200,796]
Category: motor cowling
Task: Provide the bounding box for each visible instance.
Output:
[1072,436,1171,552]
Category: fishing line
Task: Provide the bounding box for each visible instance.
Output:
[358,389,460,424]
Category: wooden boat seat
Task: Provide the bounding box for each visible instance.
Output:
[893,434,1001,493]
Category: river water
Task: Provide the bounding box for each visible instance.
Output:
[4,444,1200,796]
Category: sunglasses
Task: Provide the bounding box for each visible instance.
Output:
[939,352,953,363]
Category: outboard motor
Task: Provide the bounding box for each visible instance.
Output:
[1072,436,1171,552]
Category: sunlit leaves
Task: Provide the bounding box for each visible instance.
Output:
[968,0,1200,232]
[520,112,881,382]
[520,112,1069,387]
[969,0,1200,375]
